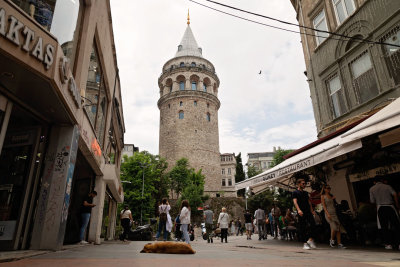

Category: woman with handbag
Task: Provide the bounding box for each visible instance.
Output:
[120,205,133,241]
[217,207,230,243]
[321,185,346,248]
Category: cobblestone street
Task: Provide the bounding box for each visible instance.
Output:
[2,235,400,267]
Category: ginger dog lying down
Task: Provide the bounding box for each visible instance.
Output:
[140,242,196,254]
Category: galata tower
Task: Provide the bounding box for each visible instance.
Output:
[158,15,221,197]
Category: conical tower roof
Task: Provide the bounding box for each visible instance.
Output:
[175,25,203,58]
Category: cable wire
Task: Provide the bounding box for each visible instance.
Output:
[190,0,400,48]
[189,0,372,46]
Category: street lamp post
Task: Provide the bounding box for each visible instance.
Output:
[139,163,148,225]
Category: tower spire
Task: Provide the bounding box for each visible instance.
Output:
[187,9,190,25]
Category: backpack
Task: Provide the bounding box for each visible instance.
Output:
[159,205,167,222]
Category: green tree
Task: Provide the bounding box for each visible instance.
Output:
[120,151,169,223]
[270,148,294,167]
[235,153,246,197]
[247,189,274,213]
[235,153,245,183]
[179,169,206,216]
[247,165,262,178]
[168,158,191,198]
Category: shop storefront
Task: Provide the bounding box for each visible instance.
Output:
[0,0,125,250]
[237,97,400,213]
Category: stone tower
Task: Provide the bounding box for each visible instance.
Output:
[158,17,221,197]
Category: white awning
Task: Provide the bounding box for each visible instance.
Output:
[235,137,362,191]
[340,97,400,145]
[236,97,400,192]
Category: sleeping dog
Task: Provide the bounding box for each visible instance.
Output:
[140,242,196,254]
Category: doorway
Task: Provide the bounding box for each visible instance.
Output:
[63,150,95,244]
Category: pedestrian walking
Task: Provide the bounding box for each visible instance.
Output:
[156,198,171,241]
[271,203,281,239]
[217,207,230,243]
[79,191,97,244]
[235,219,242,236]
[203,205,214,243]
[369,176,400,250]
[268,212,274,237]
[229,219,235,235]
[254,205,266,240]
[244,210,253,240]
[174,214,182,241]
[120,205,133,242]
[321,185,346,248]
[180,200,191,244]
[293,179,317,250]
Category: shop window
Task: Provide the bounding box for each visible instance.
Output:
[350,52,379,104]
[328,75,348,118]
[332,0,356,25]
[313,9,329,46]
[85,43,108,148]
[11,0,82,70]
[383,28,400,85]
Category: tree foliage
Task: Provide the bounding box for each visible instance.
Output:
[270,148,294,167]
[168,158,192,198]
[247,165,262,178]
[169,158,207,217]
[247,188,293,215]
[120,151,169,223]
[235,153,245,183]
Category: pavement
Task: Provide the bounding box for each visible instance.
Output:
[1,235,400,267]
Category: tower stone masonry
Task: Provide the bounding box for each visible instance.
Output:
[158,20,223,197]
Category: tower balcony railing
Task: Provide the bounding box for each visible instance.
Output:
[159,65,220,84]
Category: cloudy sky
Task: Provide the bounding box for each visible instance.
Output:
[110,0,317,164]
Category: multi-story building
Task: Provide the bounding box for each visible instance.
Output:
[247,150,277,172]
[158,16,223,197]
[220,153,236,197]
[0,0,125,250]
[122,144,139,160]
[290,0,400,137]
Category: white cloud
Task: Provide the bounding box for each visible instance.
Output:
[111,0,317,163]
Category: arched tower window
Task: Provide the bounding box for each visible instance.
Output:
[180,62,185,67]
[190,75,199,91]
[179,111,184,119]
[166,78,173,93]
[177,75,185,91]
[178,45,182,51]
[191,62,196,67]
[203,77,211,92]
[206,113,211,122]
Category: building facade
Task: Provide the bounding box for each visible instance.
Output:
[220,153,236,197]
[121,143,139,160]
[247,150,277,172]
[158,18,224,197]
[290,0,400,137]
[0,0,125,250]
